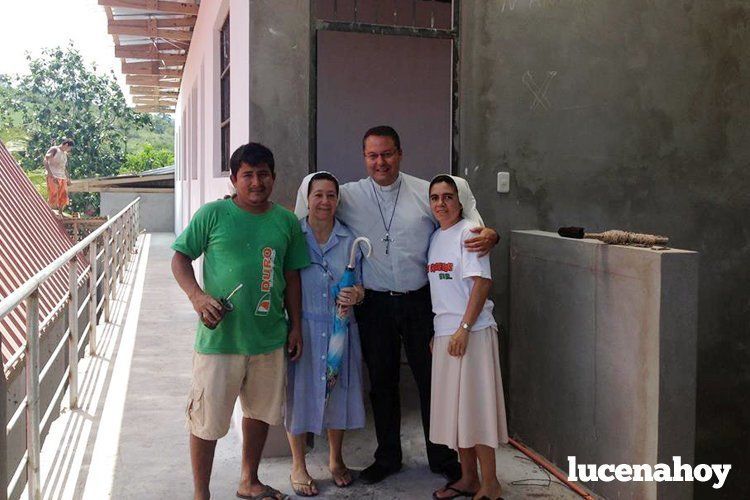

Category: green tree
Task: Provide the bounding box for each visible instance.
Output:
[127,113,174,151]
[0,76,28,150]
[121,143,174,174]
[7,44,150,213]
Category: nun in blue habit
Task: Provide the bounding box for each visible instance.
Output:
[285,171,366,497]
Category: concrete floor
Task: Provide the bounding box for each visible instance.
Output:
[35,233,585,500]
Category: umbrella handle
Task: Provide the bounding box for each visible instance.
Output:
[349,236,372,268]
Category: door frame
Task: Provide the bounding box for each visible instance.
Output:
[308,0,461,175]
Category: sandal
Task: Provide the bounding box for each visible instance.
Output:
[289,475,318,497]
[432,481,477,499]
[236,484,290,499]
[330,467,354,488]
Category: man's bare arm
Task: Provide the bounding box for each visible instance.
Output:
[464,227,500,257]
[171,251,223,326]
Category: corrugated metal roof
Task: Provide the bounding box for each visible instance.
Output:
[99,164,175,180]
[0,141,86,367]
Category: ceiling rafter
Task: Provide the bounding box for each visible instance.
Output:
[126,75,181,87]
[115,48,187,65]
[134,106,176,113]
[116,41,189,51]
[130,86,179,95]
[121,62,183,76]
[100,0,198,113]
[109,16,196,28]
[108,24,193,41]
[98,0,199,16]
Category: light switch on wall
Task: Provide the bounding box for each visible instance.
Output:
[497,172,510,193]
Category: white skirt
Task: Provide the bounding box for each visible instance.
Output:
[430,326,509,450]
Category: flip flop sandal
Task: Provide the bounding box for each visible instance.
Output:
[236,484,290,500]
[289,475,318,497]
[330,468,354,488]
[432,481,477,499]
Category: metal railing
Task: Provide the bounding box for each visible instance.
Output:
[1,199,141,500]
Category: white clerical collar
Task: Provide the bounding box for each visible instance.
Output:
[371,173,402,192]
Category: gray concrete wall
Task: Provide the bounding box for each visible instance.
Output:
[248,0,311,208]
[459,2,749,497]
[101,193,174,233]
[1,367,6,500]
[510,231,697,500]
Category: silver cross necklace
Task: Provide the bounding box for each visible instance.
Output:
[370,177,402,255]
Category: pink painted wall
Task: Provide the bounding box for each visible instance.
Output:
[175,0,249,234]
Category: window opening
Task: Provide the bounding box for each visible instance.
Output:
[220,14,231,172]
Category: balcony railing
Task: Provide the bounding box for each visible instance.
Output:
[1,199,140,500]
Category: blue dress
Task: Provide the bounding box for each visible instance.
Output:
[285,218,366,435]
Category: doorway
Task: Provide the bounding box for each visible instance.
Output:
[311,0,459,183]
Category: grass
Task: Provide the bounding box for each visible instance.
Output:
[25,168,48,199]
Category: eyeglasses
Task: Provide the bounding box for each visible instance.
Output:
[364,150,398,161]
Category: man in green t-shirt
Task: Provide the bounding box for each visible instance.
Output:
[172,142,310,500]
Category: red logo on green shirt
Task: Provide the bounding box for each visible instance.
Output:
[256,247,276,316]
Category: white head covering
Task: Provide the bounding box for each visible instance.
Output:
[294,171,340,218]
[430,174,485,227]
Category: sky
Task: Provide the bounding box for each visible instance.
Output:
[0,0,131,102]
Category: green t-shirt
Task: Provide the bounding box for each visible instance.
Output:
[172,199,310,355]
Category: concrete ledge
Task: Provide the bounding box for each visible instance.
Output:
[509,230,697,500]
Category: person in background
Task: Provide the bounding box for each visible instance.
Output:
[426,174,508,500]
[285,171,366,497]
[44,138,73,213]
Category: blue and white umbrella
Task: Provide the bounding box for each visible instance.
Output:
[326,236,371,403]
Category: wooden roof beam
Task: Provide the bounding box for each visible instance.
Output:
[133,102,178,109]
[131,96,176,102]
[98,0,199,16]
[109,17,195,28]
[121,61,183,76]
[108,24,193,41]
[116,41,189,51]
[132,94,178,100]
[134,106,176,113]
[130,85,179,93]
[115,45,185,58]
[116,48,187,65]
[132,93,179,101]
[126,75,181,87]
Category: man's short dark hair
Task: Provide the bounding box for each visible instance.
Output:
[307,171,340,196]
[61,138,74,147]
[362,125,401,151]
[229,142,275,177]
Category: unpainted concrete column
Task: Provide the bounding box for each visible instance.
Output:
[1,367,7,500]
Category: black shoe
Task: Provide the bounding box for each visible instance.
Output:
[431,461,462,483]
[359,462,402,484]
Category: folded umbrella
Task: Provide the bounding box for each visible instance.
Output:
[326,236,372,404]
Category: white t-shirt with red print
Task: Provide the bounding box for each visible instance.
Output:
[427,218,497,337]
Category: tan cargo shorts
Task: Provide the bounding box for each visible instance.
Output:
[185,347,286,440]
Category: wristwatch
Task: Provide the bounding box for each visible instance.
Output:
[461,322,471,331]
